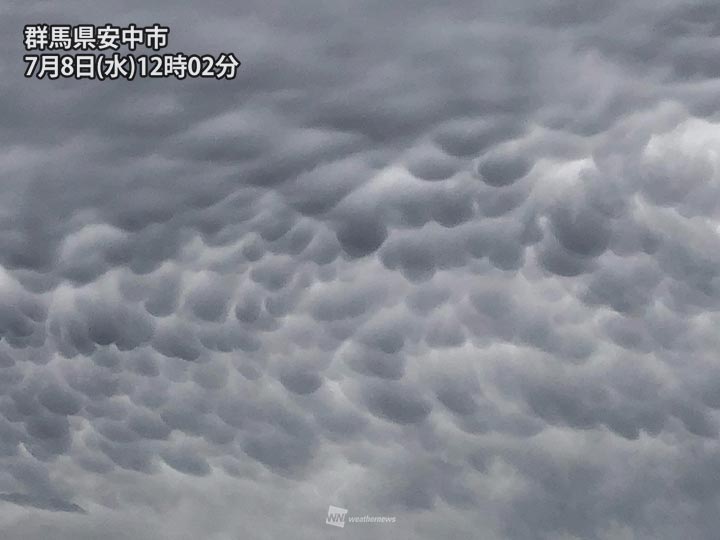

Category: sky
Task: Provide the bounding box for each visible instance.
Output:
[2,0,720,538]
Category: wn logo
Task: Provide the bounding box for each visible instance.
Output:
[326,505,348,528]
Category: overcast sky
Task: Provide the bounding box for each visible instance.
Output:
[3,0,720,538]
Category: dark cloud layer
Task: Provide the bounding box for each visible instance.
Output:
[2,0,720,539]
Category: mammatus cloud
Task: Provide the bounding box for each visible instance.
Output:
[0,493,86,514]
[2,0,720,539]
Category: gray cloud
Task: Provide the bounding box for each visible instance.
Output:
[0,493,86,514]
[3,0,720,539]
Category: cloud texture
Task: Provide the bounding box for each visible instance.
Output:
[3,0,720,538]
